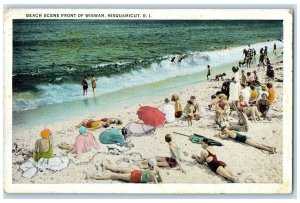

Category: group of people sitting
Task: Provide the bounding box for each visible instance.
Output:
[161,94,201,126]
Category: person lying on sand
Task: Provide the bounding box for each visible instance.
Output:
[87,159,162,184]
[77,119,109,129]
[215,126,276,154]
[141,134,186,174]
[58,126,100,159]
[192,138,238,183]
[77,118,122,129]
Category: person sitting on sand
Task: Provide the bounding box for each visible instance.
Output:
[215,94,230,125]
[192,138,238,182]
[246,72,255,86]
[237,95,261,122]
[227,108,249,132]
[208,95,218,111]
[184,100,195,126]
[241,70,247,86]
[249,85,259,105]
[87,159,162,184]
[215,126,276,154]
[33,128,54,162]
[213,73,226,81]
[267,83,275,105]
[58,126,100,159]
[162,98,175,123]
[228,77,241,110]
[257,93,270,120]
[240,84,250,105]
[190,96,200,120]
[220,80,230,99]
[171,94,183,118]
[148,134,186,174]
[266,65,275,83]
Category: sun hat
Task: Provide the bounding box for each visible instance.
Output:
[79,126,87,135]
[148,158,157,167]
[40,128,52,139]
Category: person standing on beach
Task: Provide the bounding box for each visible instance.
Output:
[91,75,97,96]
[81,79,88,96]
[273,43,277,55]
[207,65,211,80]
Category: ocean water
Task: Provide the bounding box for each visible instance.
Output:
[12,20,283,113]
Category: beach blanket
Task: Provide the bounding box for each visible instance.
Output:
[123,122,156,137]
[99,128,127,145]
[19,154,69,178]
[173,132,223,146]
[190,134,223,146]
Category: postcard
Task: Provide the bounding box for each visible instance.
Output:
[3,8,293,194]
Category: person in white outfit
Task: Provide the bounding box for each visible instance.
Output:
[162,98,175,123]
[240,84,251,105]
[228,77,241,108]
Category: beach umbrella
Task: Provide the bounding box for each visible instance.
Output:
[137,106,166,127]
[124,122,156,136]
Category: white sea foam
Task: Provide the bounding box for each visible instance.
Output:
[13,41,283,112]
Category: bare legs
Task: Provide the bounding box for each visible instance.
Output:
[87,165,132,182]
[58,142,73,151]
[245,139,276,154]
[216,166,238,182]
[87,172,131,182]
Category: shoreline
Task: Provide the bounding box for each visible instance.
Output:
[12,52,284,184]
[12,40,283,113]
[12,46,282,130]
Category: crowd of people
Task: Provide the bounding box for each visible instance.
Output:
[20,44,280,184]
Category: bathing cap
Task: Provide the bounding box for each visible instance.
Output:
[40,128,52,139]
[79,126,87,135]
[148,158,157,167]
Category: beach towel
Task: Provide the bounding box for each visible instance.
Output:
[190,134,223,146]
[19,154,69,178]
[123,122,156,136]
[173,132,223,146]
[99,128,127,145]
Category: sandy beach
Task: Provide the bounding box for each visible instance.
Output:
[10,53,285,185]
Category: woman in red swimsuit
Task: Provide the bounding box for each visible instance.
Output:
[192,138,238,182]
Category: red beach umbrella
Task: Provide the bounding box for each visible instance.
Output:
[137,106,166,128]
